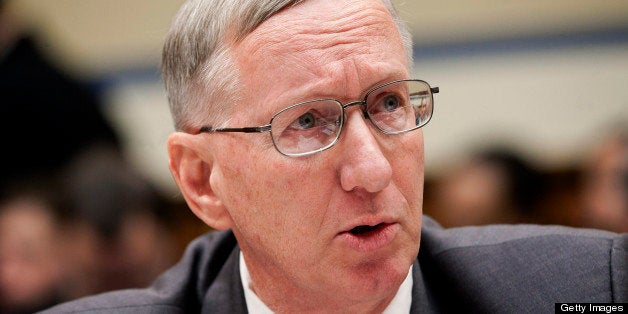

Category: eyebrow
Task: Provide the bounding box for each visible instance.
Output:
[287,70,409,104]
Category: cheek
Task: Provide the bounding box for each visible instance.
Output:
[218,154,334,264]
[392,133,424,205]
[218,149,329,227]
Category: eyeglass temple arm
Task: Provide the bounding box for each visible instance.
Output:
[198,125,272,134]
[410,87,439,98]
[411,87,439,97]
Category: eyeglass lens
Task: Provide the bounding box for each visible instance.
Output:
[270,80,433,156]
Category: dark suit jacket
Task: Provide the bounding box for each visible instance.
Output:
[42,216,627,313]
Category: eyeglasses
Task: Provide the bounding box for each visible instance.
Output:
[198,79,438,157]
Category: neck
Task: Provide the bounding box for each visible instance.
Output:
[251,281,395,314]
[240,252,405,313]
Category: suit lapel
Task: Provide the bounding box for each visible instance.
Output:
[201,246,248,313]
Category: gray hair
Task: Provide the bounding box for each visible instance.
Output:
[162,0,413,132]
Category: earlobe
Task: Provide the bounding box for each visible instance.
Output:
[167,132,233,230]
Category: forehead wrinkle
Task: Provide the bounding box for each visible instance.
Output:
[242,3,397,68]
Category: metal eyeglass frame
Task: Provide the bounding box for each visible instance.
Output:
[197,79,439,157]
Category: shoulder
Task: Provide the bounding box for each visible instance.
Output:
[420,215,625,254]
[417,216,627,310]
[41,231,240,313]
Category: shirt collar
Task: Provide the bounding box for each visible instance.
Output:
[239,252,413,313]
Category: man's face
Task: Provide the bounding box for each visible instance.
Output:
[206,0,423,309]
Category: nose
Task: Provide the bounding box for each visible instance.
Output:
[337,109,393,193]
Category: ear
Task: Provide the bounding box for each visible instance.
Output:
[167,132,233,230]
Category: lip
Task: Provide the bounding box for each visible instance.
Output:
[337,221,400,253]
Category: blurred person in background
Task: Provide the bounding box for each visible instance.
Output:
[580,126,628,233]
[429,148,545,227]
[0,149,179,312]
[0,181,65,314]
[59,146,178,300]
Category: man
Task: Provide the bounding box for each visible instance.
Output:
[44,0,626,313]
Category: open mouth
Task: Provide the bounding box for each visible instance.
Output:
[339,222,398,252]
[349,223,386,235]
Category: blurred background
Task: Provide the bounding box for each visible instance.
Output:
[0,0,626,312]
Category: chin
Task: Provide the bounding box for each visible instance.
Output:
[341,254,412,300]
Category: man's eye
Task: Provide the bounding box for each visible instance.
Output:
[382,95,400,111]
[289,112,319,130]
[371,94,402,114]
[297,112,315,129]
